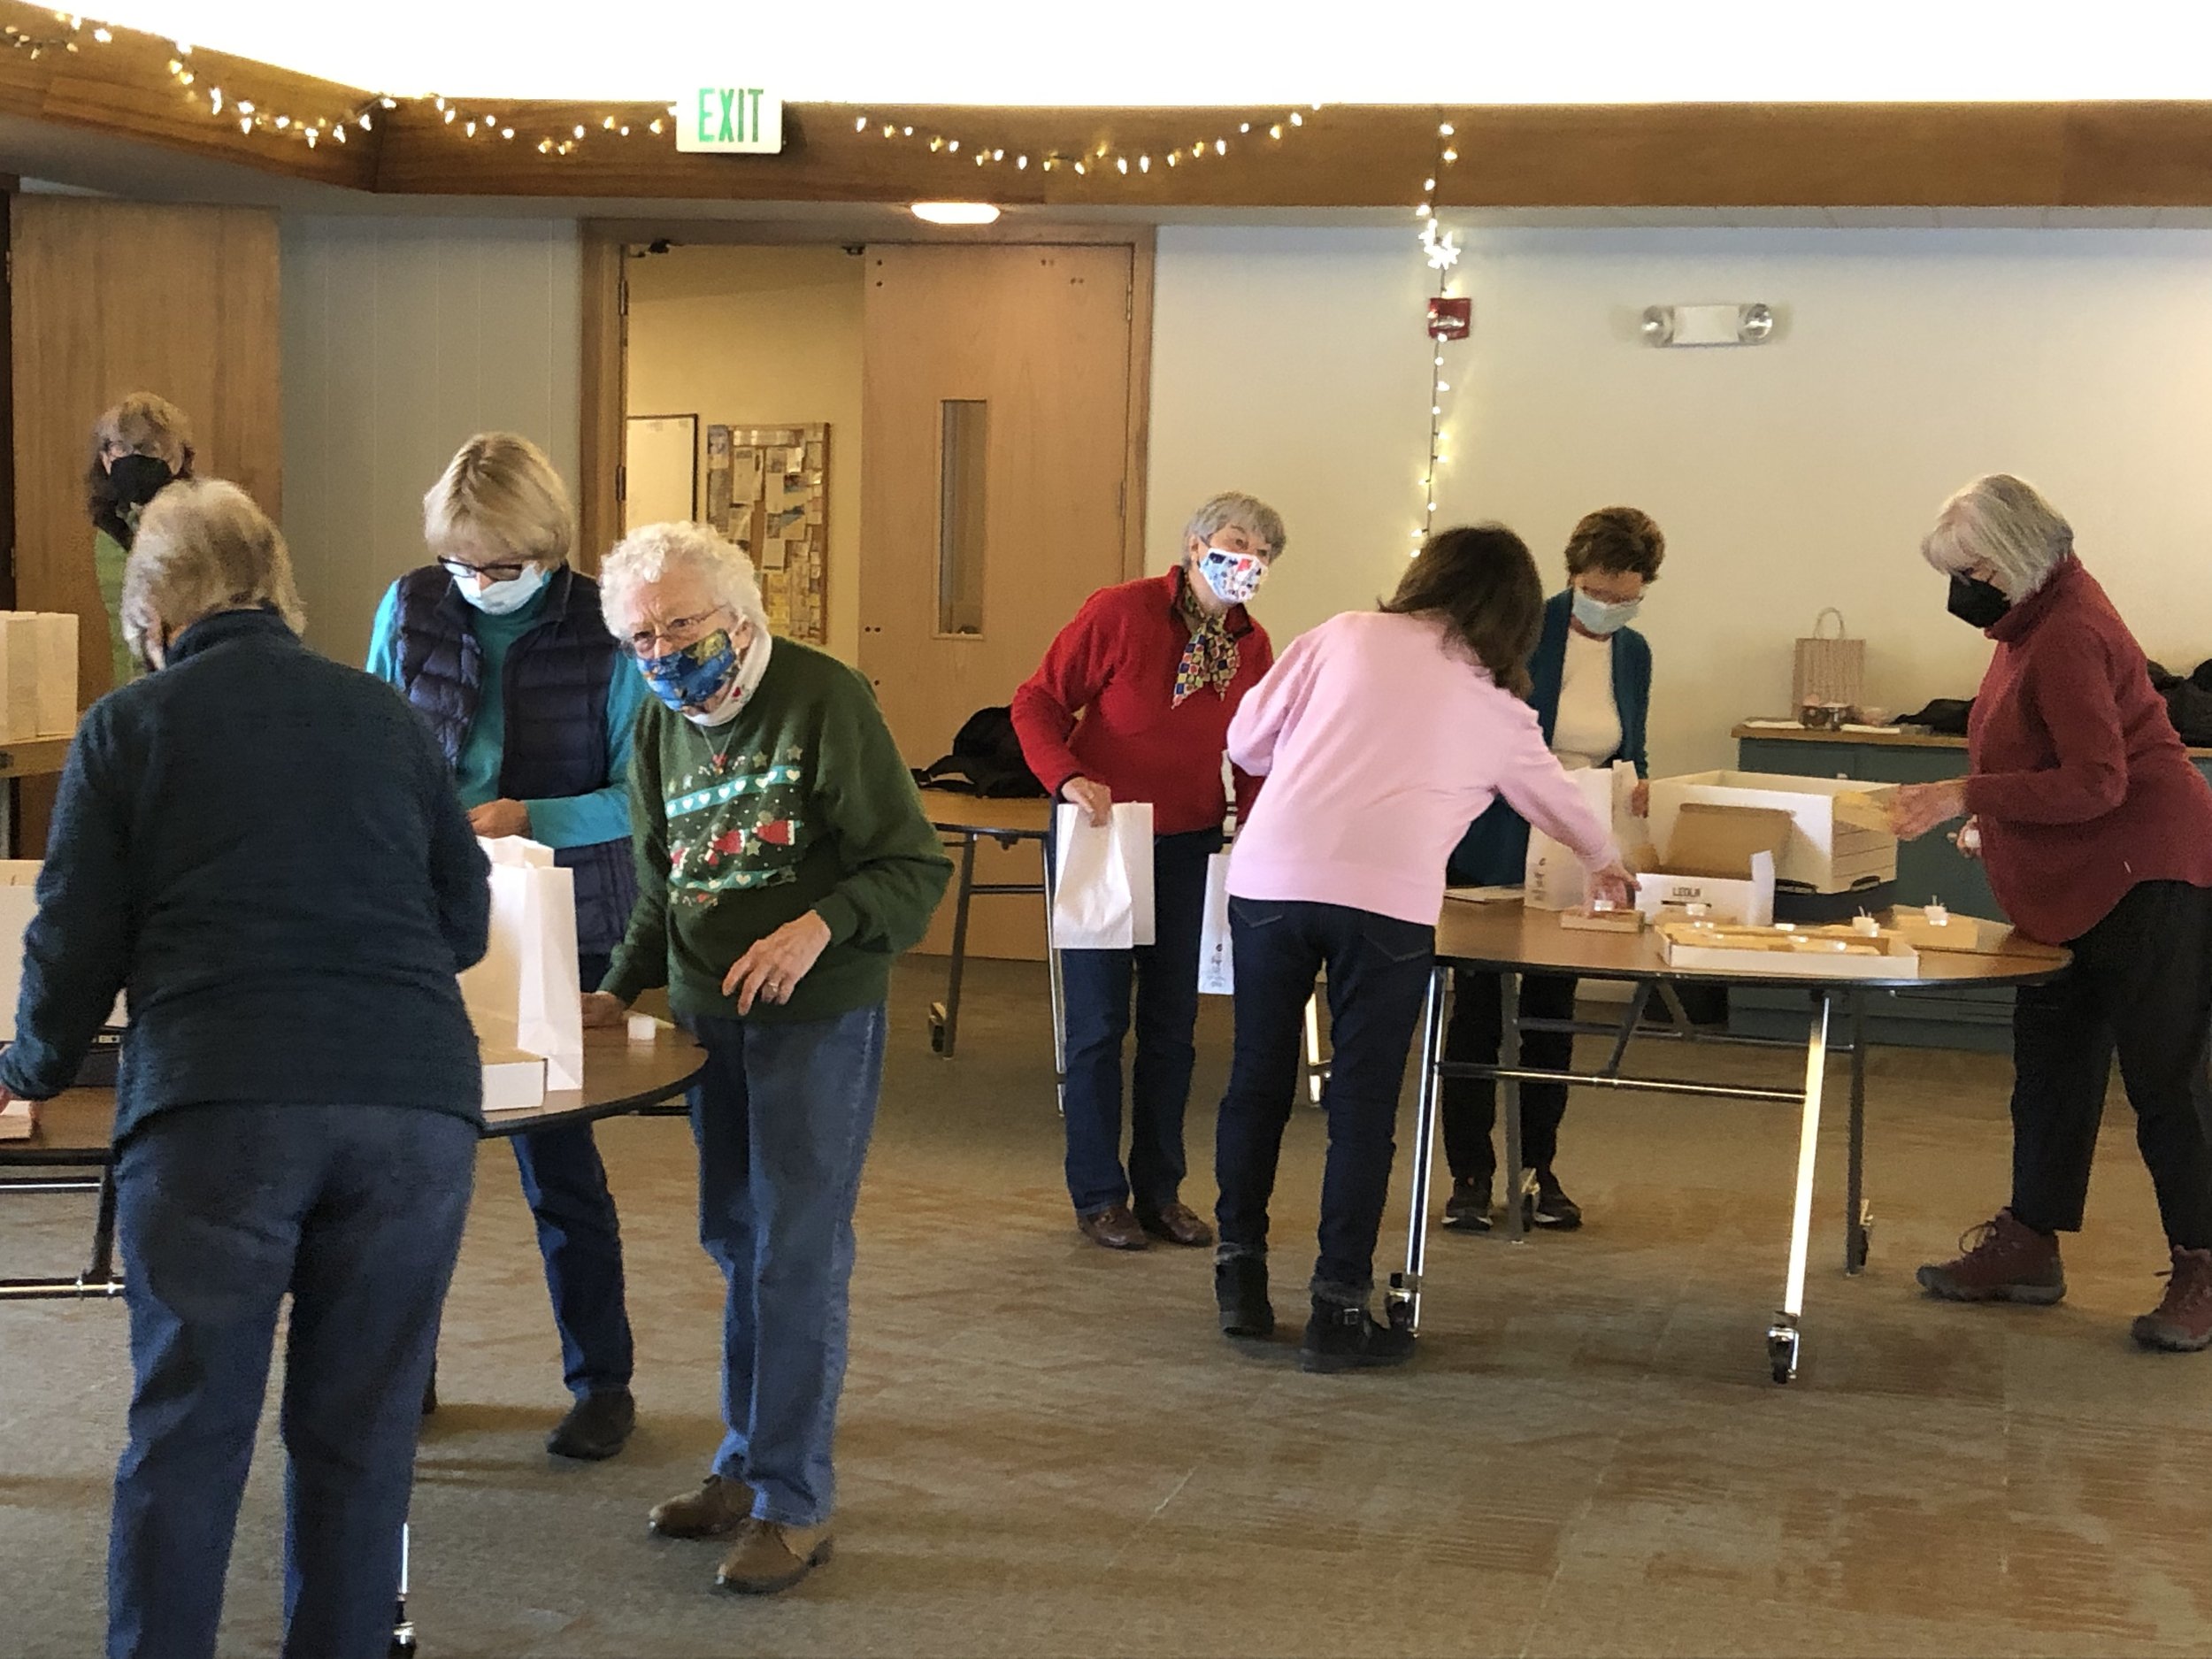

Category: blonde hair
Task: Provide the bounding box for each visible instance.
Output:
[121,480,304,658]
[90,392,195,465]
[600,521,768,643]
[422,433,573,568]
[1922,473,2073,600]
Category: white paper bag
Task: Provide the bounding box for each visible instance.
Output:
[458,838,585,1091]
[0,613,78,741]
[1050,803,1156,950]
[1524,763,1635,910]
[1197,850,1233,995]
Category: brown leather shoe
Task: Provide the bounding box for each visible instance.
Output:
[2131,1246,2212,1352]
[1138,1200,1215,1248]
[1916,1209,2066,1304]
[1078,1203,1148,1250]
[717,1518,833,1595]
[649,1472,754,1539]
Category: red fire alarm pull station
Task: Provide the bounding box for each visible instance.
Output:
[1427,297,1471,340]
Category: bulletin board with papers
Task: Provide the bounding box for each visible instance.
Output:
[703,422,828,644]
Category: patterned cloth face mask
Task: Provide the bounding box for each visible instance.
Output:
[640,629,741,718]
[1196,548,1269,607]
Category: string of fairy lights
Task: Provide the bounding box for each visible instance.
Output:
[1412,121,1464,552]
[18,8,1458,537]
[10,11,1320,165]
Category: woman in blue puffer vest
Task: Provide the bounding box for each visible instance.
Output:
[367,432,648,1462]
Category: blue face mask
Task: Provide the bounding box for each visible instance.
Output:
[456,564,549,617]
[638,628,741,718]
[1571,587,1642,636]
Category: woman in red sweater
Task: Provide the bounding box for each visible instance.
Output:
[1891,473,2212,1353]
[1011,493,1280,1251]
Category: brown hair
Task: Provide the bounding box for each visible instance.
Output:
[1563,505,1665,581]
[1381,524,1545,697]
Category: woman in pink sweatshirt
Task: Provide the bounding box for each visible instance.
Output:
[1212,524,1629,1372]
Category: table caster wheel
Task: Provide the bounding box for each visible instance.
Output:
[389,1621,419,1655]
[1766,1324,1800,1385]
[926,1003,948,1055]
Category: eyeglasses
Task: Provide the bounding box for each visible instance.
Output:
[439,556,533,585]
[623,606,733,658]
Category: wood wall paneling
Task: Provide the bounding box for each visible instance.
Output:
[8,196,281,848]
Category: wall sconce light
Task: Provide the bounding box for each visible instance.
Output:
[1641,303,1776,346]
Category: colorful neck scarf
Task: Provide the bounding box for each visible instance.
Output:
[1173,574,1239,708]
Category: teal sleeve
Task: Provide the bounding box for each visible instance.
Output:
[523,659,649,850]
[365,583,404,686]
[603,704,672,1004]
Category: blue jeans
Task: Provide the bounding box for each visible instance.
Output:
[687,1003,886,1528]
[1058,826,1222,1217]
[507,949,634,1397]
[1213,898,1436,1299]
[108,1103,476,1659]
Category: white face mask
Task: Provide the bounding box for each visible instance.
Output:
[457,564,550,617]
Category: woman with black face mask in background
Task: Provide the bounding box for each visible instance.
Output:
[86,393,196,692]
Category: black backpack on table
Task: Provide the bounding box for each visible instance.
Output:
[913,706,1048,798]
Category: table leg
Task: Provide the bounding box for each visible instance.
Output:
[1388,964,1449,1335]
[1501,970,1529,1242]
[1768,989,1833,1385]
[389,1520,417,1655]
[1303,993,1325,1107]
[1846,991,1870,1275]
[1042,832,1067,1117]
[930,833,980,1057]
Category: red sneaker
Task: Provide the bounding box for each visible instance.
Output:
[1916,1210,2066,1304]
[2131,1247,2212,1353]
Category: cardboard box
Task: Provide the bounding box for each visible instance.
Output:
[1632,801,1787,926]
[1655,918,1920,979]
[1885,905,2066,961]
[480,1048,549,1114]
[0,612,79,741]
[1,861,127,1042]
[1648,771,1898,896]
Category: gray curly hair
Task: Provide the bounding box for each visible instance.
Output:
[598,521,769,645]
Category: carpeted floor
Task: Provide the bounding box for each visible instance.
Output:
[4,957,2209,1657]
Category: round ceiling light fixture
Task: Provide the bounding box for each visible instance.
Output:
[910,202,1001,225]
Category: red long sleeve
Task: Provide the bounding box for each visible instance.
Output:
[1010,572,1272,838]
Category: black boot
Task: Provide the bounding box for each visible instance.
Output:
[1300,1297,1416,1374]
[1216,1254,1274,1339]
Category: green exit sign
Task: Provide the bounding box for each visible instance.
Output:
[675,87,784,154]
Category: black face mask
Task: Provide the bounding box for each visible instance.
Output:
[1947,573,2011,630]
[108,453,175,511]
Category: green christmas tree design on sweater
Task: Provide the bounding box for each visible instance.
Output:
[664,740,812,906]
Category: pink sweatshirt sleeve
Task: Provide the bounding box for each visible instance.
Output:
[1225,627,1321,779]
[1489,692,1619,869]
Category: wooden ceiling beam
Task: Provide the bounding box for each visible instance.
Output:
[9,2,2212,211]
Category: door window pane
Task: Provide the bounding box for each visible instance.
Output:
[938,399,987,636]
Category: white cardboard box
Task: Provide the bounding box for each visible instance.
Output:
[1647,771,1897,895]
[1635,850,1778,926]
[480,1048,549,1115]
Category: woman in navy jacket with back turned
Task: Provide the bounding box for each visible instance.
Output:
[0,480,490,1659]
[1439,507,1665,1233]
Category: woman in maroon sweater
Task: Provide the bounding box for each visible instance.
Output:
[1891,473,2212,1353]
[1011,493,1280,1251]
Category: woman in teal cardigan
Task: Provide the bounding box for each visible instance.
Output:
[1440,507,1665,1233]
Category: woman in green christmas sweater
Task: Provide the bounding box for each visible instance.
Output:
[87,393,196,692]
[583,520,949,1597]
